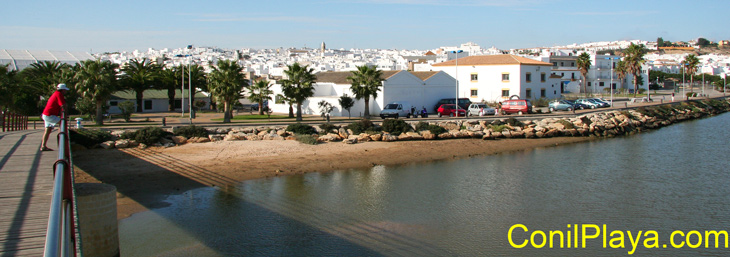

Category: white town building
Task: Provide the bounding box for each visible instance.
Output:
[430,55,562,103]
[269,70,456,117]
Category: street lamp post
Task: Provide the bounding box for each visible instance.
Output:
[682,63,686,100]
[605,55,620,107]
[451,50,463,117]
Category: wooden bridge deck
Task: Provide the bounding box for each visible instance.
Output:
[0,129,57,256]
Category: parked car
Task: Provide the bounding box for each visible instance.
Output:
[567,100,588,110]
[588,98,611,107]
[380,101,413,119]
[500,99,532,115]
[436,104,466,117]
[434,98,471,112]
[575,99,600,109]
[548,100,576,112]
[467,103,496,116]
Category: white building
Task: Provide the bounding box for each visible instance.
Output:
[269,70,456,117]
[430,55,561,103]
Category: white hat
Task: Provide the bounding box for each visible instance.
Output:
[57,83,69,91]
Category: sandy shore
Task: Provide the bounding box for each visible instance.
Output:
[73,136,594,220]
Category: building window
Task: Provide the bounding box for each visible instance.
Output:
[144,100,152,110]
[502,73,509,81]
[502,90,510,97]
[526,73,532,83]
[571,73,575,79]
[599,81,605,87]
[588,82,592,87]
[526,89,532,98]
[571,62,575,67]
[471,73,478,81]
[541,73,546,82]
[174,99,182,109]
[553,62,557,67]
[109,101,118,106]
[541,88,546,97]
[470,89,478,97]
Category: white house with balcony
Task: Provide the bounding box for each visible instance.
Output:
[430,54,561,103]
[269,70,456,117]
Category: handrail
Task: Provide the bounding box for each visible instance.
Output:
[43,111,78,257]
[1,109,28,132]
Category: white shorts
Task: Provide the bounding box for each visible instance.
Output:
[42,114,61,128]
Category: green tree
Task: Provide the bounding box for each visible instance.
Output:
[118,100,135,122]
[121,58,161,112]
[158,68,179,111]
[0,64,18,111]
[281,63,317,121]
[248,80,273,115]
[338,94,355,119]
[657,37,665,48]
[615,60,627,93]
[22,61,70,96]
[186,64,208,108]
[348,65,383,119]
[208,59,247,123]
[74,59,120,125]
[576,53,592,97]
[683,54,700,93]
[317,100,333,120]
[697,38,710,47]
[624,43,647,97]
[276,94,295,118]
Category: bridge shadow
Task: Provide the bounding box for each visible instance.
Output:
[74,147,451,256]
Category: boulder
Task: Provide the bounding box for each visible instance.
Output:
[420,131,436,140]
[171,136,188,145]
[382,133,398,142]
[397,133,412,141]
[208,135,224,142]
[343,138,358,144]
[100,141,115,149]
[357,133,372,142]
[114,139,130,148]
[369,133,383,141]
[406,132,424,140]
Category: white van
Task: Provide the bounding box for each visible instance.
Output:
[379,101,413,119]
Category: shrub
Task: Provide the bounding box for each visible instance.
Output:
[319,123,338,133]
[295,134,318,145]
[532,98,550,107]
[505,117,523,127]
[415,121,429,131]
[70,129,112,148]
[489,124,510,132]
[118,101,135,122]
[346,119,378,134]
[174,125,209,138]
[415,122,447,134]
[286,123,317,135]
[129,126,171,145]
[381,119,412,135]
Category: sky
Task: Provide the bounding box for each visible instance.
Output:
[1,0,728,53]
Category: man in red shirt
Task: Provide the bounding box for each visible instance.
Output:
[40,83,70,151]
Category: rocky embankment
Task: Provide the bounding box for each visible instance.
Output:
[94,99,730,149]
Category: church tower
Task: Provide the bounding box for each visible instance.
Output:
[320,41,326,57]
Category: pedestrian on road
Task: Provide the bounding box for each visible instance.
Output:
[40,83,70,151]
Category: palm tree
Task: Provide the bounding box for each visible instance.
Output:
[121,58,161,112]
[276,94,295,118]
[348,65,384,119]
[0,64,18,111]
[614,60,627,94]
[74,59,120,125]
[158,67,179,111]
[185,63,208,108]
[281,63,317,121]
[624,43,647,97]
[576,53,592,97]
[208,59,247,123]
[248,79,273,115]
[23,61,70,96]
[683,54,700,93]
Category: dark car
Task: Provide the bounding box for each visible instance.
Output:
[436,104,466,117]
[434,98,471,112]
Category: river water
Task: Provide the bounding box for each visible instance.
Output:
[120,112,730,256]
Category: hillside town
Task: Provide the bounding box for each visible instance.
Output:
[2,38,729,117]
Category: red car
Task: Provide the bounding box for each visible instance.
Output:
[436,104,466,117]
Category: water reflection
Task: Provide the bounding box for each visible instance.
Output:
[121,113,730,256]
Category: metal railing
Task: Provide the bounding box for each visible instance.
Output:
[1,110,28,132]
[43,111,78,257]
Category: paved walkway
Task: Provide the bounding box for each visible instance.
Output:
[0,129,57,256]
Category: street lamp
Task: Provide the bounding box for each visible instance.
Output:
[604,55,621,107]
[451,50,463,117]
[176,53,193,120]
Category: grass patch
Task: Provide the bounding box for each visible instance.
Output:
[295,134,318,145]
